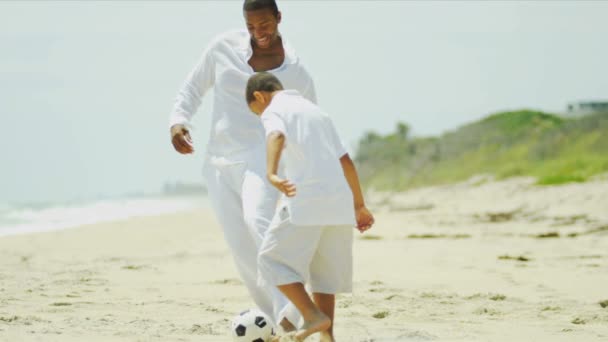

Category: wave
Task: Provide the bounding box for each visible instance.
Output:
[0,195,207,237]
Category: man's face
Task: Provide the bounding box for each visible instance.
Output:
[244,8,281,49]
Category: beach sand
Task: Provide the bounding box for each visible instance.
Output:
[1,177,607,341]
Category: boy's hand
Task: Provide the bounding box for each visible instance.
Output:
[355,206,374,233]
[268,174,297,197]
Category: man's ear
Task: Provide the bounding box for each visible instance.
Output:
[276,11,282,24]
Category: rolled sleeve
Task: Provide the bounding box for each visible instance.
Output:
[301,73,317,105]
[261,111,287,138]
[169,44,216,128]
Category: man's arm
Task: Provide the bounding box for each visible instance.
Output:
[169,45,216,154]
[340,153,374,232]
[299,66,318,105]
[266,131,296,197]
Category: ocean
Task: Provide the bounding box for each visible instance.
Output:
[0,195,208,237]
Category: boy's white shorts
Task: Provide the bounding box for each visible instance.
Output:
[258,207,354,294]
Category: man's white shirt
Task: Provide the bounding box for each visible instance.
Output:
[262,90,355,227]
[169,29,317,161]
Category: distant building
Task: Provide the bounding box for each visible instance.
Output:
[566,101,608,117]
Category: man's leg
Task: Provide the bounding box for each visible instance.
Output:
[203,162,276,320]
[241,165,302,328]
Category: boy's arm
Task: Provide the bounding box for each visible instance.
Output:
[340,153,374,232]
[339,154,365,209]
[266,131,296,197]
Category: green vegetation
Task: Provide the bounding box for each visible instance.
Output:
[372,311,389,319]
[355,110,608,190]
[358,234,383,240]
[489,294,507,301]
[406,233,471,239]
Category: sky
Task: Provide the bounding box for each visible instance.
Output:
[1,0,607,204]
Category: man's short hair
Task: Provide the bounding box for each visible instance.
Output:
[243,0,279,17]
[246,72,284,104]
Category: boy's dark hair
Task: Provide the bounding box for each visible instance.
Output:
[246,72,284,104]
[243,0,279,17]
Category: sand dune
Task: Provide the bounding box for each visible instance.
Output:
[1,177,607,341]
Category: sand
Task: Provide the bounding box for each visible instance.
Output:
[1,177,607,341]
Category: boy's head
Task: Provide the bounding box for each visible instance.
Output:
[246,72,284,115]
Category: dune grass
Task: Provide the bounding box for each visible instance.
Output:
[355,111,608,190]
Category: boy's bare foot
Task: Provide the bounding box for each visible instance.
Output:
[319,330,335,342]
[294,311,331,341]
[280,317,296,333]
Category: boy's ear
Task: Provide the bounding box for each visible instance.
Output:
[253,91,265,104]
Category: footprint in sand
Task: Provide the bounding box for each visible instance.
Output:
[78,277,108,286]
[336,297,352,309]
[368,280,402,294]
[188,323,214,335]
[210,278,242,285]
[473,307,502,316]
[49,302,72,307]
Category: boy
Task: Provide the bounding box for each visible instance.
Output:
[245,72,375,342]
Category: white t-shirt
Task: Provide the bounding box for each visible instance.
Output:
[169,29,317,162]
[261,90,355,226]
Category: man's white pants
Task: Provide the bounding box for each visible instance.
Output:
[202,147,300,327]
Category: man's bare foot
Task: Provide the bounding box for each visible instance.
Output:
[319,330,335,342]
[280,317,296,333]
[294,311,331,341]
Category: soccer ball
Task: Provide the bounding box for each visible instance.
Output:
[231,308,274,342]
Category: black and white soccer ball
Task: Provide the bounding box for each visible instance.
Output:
[230,308,274,342]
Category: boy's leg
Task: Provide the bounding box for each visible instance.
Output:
[309,225,354,342]
[313,293,335,342]
[277,283,331,341]
[258,219,329,340]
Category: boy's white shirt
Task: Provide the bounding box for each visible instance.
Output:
[262,90,356,226]
[169,29,317,162]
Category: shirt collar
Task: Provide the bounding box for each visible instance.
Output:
[237,29,298,67]
[270,90,300,105]
[277,89,299,97]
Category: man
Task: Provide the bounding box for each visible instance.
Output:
[168,0,316,331]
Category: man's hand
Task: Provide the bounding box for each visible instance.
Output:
[170,124,194,154]
[267,174,296,197]
[355,206,374,233]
